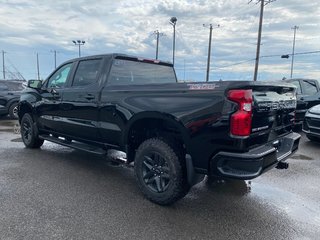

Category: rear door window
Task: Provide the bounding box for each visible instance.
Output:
[72,59,102,87]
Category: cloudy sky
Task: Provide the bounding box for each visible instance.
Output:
[0,0,319,81]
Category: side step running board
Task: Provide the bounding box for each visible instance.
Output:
[39,134,107,155]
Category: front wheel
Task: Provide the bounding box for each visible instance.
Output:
[21,113,44,148]
[134,138,189,205]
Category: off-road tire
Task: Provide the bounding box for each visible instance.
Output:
[134,137,190,205]
[9,102,19,119]
[21,113,44,148]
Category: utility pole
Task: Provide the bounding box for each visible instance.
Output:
[1,50,5,80]
[36,53,40,80]
[251,0,275,81]
[291,25,299,78]
[184,59,186,81]
[51,50,57,69]
[203,24,220,82]
[153,30,164,60]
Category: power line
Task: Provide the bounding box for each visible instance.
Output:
[175,59,256,71]
[3,56,25,80]
[176,49,320,72]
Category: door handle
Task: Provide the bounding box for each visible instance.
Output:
[50,88,60,96]
[85,94,95,100]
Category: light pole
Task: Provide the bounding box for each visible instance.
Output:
[72,40,85,57]
[290,26,299,78]
[169,17,177,67]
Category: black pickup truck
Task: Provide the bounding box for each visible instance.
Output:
[19,53,300,205]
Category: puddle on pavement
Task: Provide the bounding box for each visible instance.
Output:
[290,154,314,160]
[250,182,320,226]
[202,178,320,226]
[205,178,252,196]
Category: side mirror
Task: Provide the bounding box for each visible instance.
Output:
[27,79,42,89]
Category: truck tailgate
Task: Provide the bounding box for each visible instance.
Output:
[249,85,296,149]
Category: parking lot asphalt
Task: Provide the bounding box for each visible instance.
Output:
[0,119,320,240]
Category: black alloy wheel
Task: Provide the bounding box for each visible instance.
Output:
[20,113,44,148]
[134,137,189,205]
[21,118,32,145]
[142,152,171,193]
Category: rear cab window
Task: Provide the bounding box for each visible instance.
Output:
[108,57,177,85]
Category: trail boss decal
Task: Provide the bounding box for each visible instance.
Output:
[187,84,219,90]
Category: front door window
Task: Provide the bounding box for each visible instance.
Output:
[47,63,73,88]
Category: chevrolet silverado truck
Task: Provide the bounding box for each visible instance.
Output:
[18,53,300,205]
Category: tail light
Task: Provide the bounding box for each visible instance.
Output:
[228,89,253,137]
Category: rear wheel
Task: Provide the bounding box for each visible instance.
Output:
[21,113,44,148]
[134,137,189,205]
[9,102,19,119]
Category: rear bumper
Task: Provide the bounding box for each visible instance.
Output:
[210,132,300,179]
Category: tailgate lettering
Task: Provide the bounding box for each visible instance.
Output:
[256,100,296,112]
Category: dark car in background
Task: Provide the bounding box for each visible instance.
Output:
[303,104,320,142]
[284,78,320,126]
[0,80,25,119]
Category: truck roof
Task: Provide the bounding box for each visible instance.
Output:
[68,53,173,67]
